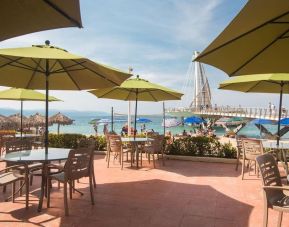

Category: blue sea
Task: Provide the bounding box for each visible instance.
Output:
[48,113,285,139]
[0,108,285,138]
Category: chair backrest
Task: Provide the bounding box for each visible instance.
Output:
[78,138,95,150]
[108,135,122,153]
[256,154,283,201]
[242,138,263,157]
[150,135,165,153]
[236,135,246,153]
[5,139,32,154]
[64,148,93,181]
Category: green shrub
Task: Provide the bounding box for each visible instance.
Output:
[165,136,237,159]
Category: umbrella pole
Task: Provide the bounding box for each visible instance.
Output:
[134,89,138,167]
[163,102,165,135]
[20,100,23,139]
[277,82,288,174]
[45,59,49,154]
[57,123,60,135]
[277,83,284,147]
[111,106,114,132]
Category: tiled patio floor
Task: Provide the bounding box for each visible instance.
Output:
[0,155,288,227]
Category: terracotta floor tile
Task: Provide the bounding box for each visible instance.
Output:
[0,156,287,227]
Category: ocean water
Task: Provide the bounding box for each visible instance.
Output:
[48,113,288,139]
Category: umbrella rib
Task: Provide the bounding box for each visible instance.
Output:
[231,26,289,75]
[196,9,289,60]
[148,90,158,102]
[26,59,43,88]
[57,60,81,90]
[124,89,134,101]
[71,59,119,86]
[42,0,82,28]
[31,58,45,72]
[97,88,117,98]
[0,57,23,69]
[49,60,59,73]
[51,60,87,73]
[0,56,44,73]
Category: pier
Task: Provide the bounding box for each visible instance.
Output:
[166,106,289,120]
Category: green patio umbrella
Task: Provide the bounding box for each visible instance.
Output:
[195,0,289,76]
[0,88,60,137]
[0,0,82,41]
[0,41,132,153]
[89,75,183,167]
[219,74,289,170]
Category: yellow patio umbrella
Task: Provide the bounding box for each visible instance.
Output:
[219,73,289,145]
[0,88,60,137]
[0,41,132,153]
[89,75,183,168]
[195,0,289,76]
[0,0,82,41]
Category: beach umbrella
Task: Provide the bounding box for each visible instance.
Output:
[49,112,74,134]
[89,75,183,138]
[162,118,181,128]
[0,115,17,130]
[0,0,82,42]
[184,116,205,124]
[136,118,152,123]
[8,113,29,129]
[219,73,289,146]
[195,0,289,76]
[280,118,289,125]
[0,41,131,153]
[89,75,183,168]
[0,88,60,137]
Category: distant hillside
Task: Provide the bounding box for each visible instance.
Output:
[0,108,109,117]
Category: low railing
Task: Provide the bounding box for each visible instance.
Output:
[166,106,288,120]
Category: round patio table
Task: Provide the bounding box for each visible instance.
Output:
[121,137,153,168]
[2,148,70,211]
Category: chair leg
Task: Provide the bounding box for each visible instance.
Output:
[121,150,124,170]
[92,167,96,188]
[148,152,151,163]
[64,181,69,216]
[161,150,165,166]
[152,153,156,168]
[107,151,110,168]
[277,211,283,227]
[25,172,29,209]
[89,175,95,205]
[69,180,73,199]
[140,148,142,167]
[30,175,33,186]
[235,151,240,171]
[19,180,23,196]
[3,185,6,193]
[12,182,15,203]
[47,178,51,208]
[241,157,245,180]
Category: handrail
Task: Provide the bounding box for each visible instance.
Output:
[165,106,288,120]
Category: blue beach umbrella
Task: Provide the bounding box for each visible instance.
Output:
[184,116,206,124]
[279,118,289,125]
[250,119,274,125]
[136,118,152,123]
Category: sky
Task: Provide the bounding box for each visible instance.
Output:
[0,0,284,114]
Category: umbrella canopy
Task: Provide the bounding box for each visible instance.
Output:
[28,113,46,127]
[0,88,60,137]
[49,112,74,134]
[195,0,289,76]
[162,118,181,128]
[8,113,29,127]
[136,118,152,123]
[89,75,183,101]
[250,118,274,125]
[219,74,289,146]
[0,115,17,129]
[219,74,289,93]
[279,118,289,125]
[0,41,131,153]
[0,88,60,101]
[184,116,206,124]
[89,75,183,168]
[0,0,82,41]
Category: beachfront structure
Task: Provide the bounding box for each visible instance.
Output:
[190,51,212,110]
